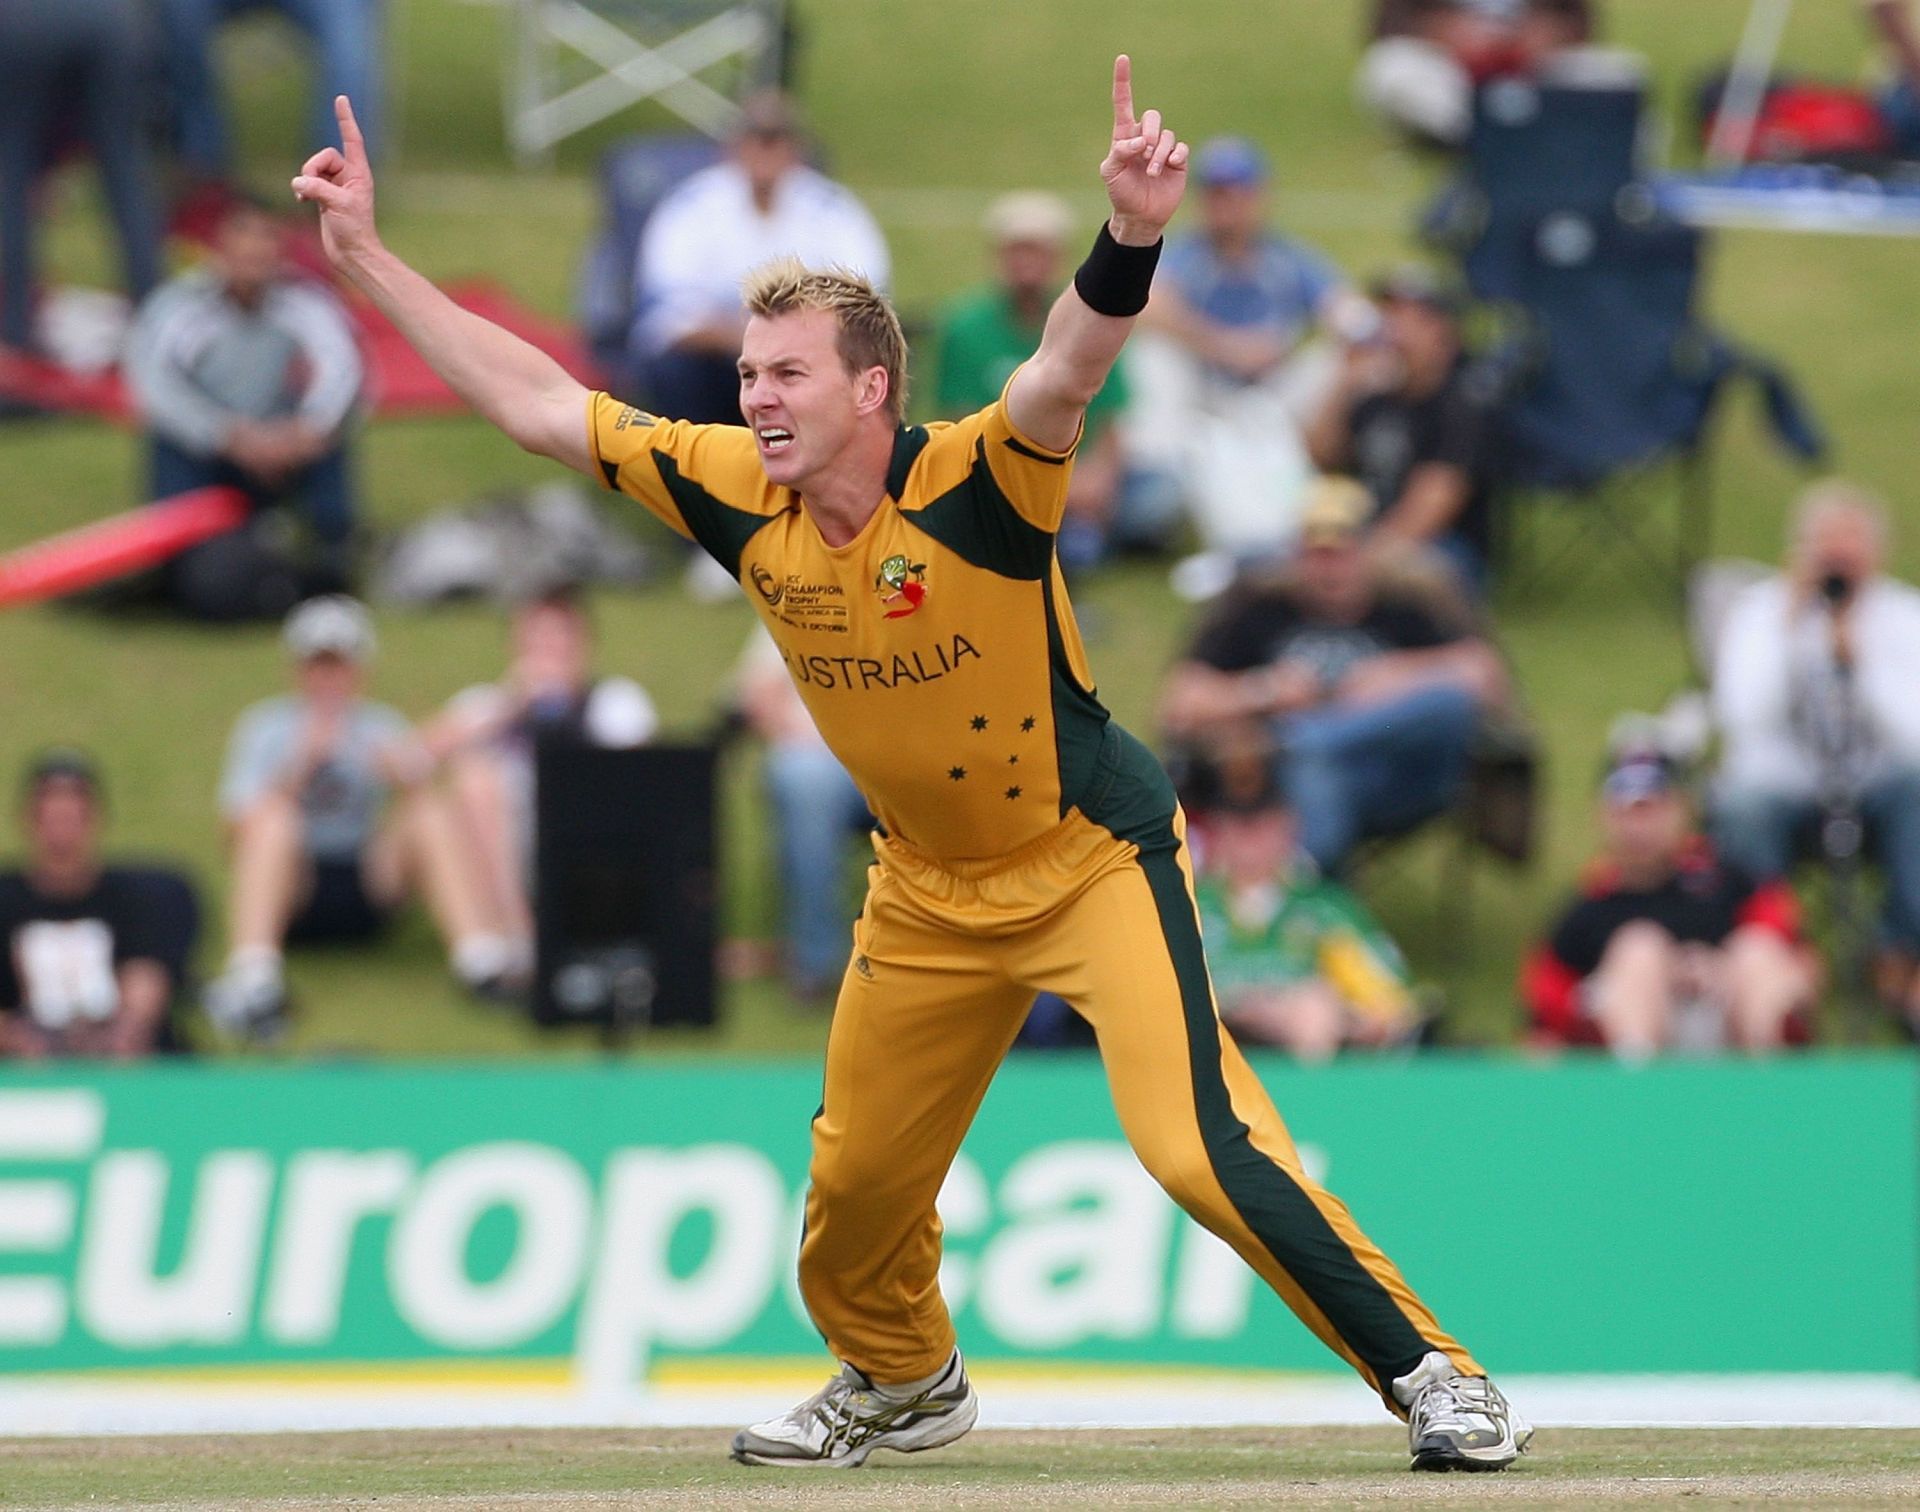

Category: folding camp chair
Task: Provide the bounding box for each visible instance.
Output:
[501,0,787,165]
[1429,76,1823,607]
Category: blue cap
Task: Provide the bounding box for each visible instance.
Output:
[1195,136,1268,189]
[1601,750,1679,806]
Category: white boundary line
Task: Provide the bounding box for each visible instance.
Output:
[3,1373,1917,1437]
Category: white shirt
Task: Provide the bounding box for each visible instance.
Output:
[126,269,363,457]
[632,161,891,355]
[1712,574,1920,798]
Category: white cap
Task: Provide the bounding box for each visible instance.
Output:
[982,190,1074,247]
[283,595,376,663]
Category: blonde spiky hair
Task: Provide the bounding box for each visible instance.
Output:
[741,258,909,423]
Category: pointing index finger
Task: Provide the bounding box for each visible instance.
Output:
[1112,54,1134,134]
[335,95,368,166]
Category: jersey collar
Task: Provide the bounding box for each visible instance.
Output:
[885,424,930,502]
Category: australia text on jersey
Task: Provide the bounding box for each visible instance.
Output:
[780,633,982,691]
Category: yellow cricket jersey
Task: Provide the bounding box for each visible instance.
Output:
[588,388,1169,862]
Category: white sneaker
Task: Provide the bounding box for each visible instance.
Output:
[730,1352,977,1468]
[203,955,290,1043]
[1394,1350,1532,1472]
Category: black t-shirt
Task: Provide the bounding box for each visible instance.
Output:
[1347,356,1500,556]
[1546,851,1772,979]
[0,866,199,1051]
[1188,585,1457,688]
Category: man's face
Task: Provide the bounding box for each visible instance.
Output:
[25,781,100,871]
[1211,806,1295,887]
[1603,791,1689,871]
[215,210,284,306]
[1381,298,1459,379]
[1200,182,1266,243]
[995,237,1061,304]
[295,652,364,705]
[1796,508,1883,591]
[739,309,882,489]
[1296,538,1371,621]
[735,127,802,199]
[514,603,590,695]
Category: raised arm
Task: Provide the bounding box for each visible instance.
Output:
[292,97,593,473]
[1005,56,1189,452]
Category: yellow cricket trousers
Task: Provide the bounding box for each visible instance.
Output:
[796,785,1482,1415]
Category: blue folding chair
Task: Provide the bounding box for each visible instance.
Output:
[575,132,724,401]
[1427,76,1823,603]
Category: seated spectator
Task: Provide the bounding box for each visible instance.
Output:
[205,597,513,1036]
[1304,265,1501,591]
[630,90,890,427]
[1160,479,1508,873]
[1128,136,1360,564]
[1357,1,1610,150]
[933,191,1163,571]
[0,751,199,1059]
[156,0,386,184]
[1524,744,1814,1057]
[1192,744,1423,1062]
[424,586,659,986]
[0,0,163,354]
[125,196,363,593]
[1866,1,1920,156]
[1709,481,1920,1035]
[734,626,871,1002]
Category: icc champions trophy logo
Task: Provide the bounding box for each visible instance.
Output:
[875,554,929,619]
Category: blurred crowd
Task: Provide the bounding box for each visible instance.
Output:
[6,0,1920,1060]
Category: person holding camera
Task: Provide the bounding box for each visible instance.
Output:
[1709,481,1920,1035]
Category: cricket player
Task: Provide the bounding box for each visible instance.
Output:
[293,59,1528,1473]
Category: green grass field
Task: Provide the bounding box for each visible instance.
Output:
[2,1427,1917,1509]
[3,0,1914,1054]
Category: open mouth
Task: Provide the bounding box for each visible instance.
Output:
[756,427,795,454]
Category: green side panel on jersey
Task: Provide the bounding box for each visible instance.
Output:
[1042,569,1118,821]
[652,452,779,579]
[902,446,1054,583]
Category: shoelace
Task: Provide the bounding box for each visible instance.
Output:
[1416,1372,1503,1425]
[787,1366,872,1433]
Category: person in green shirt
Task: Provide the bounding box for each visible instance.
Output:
[1192,742,1423,1061]
[932,190,1134,570]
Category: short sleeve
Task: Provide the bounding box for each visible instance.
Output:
[218,704,290,820]
[1295,244,1345,314]
[586,391,697,541]
[586,392,776,577]
[1431,377,1496,477]
[366,704,416,753]
[1547,897,1607,980]
[1187,594,1276,673]
[950,370,1080,532]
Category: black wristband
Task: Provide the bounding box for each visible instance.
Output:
[1072,224,1162,318]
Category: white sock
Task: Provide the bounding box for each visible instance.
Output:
[872,1350,960,1400]
[451,933,513,986]
[224,946,282,984]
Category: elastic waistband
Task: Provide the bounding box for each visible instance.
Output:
[871,807,1142,936]
[876,808,1104,882]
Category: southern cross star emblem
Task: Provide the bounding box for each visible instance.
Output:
[970,715,988,731]
[949,766,967,781]
[1005,785,1022,800]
